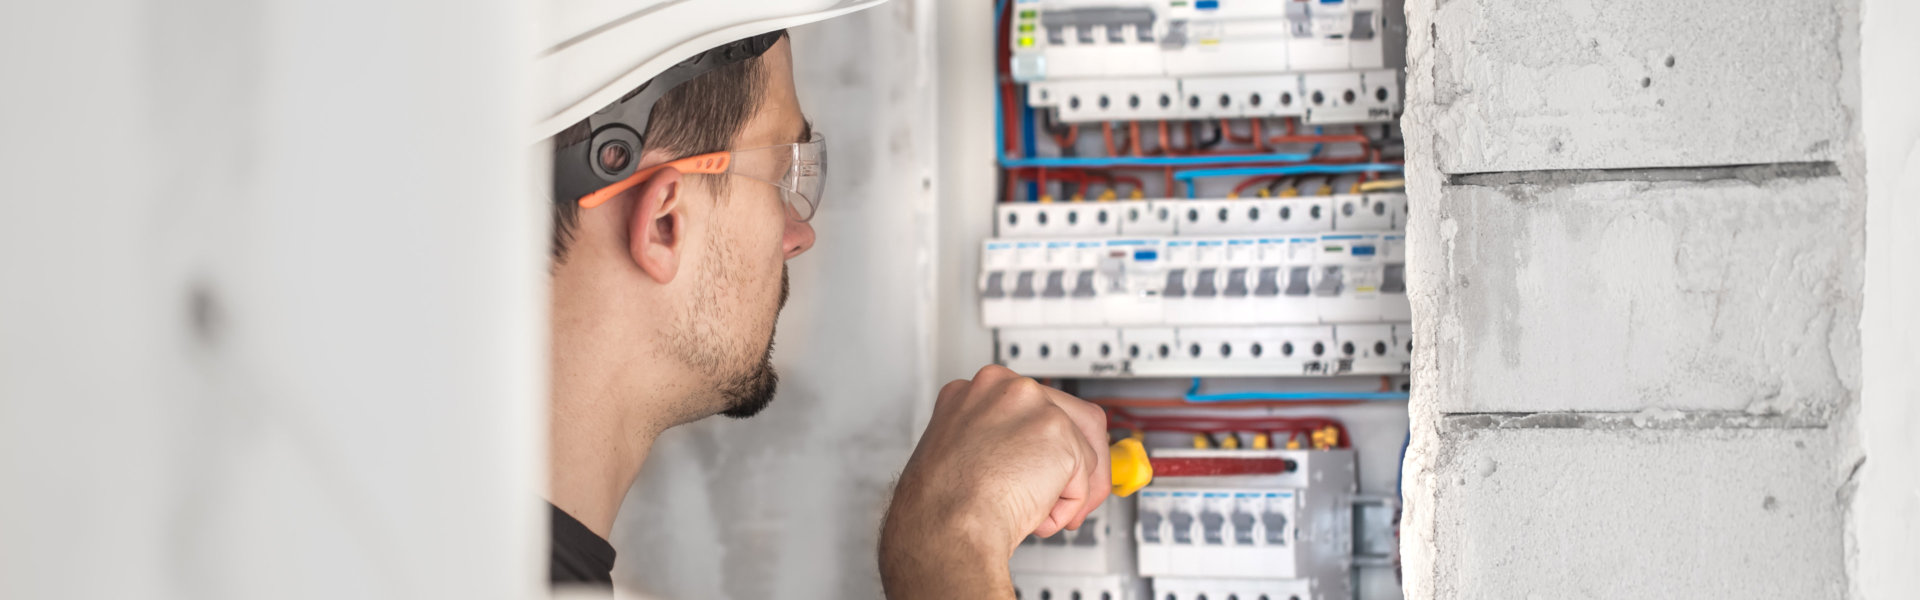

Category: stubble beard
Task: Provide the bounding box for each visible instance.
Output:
[716,267,787,419]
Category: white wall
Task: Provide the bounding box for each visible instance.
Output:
[0,1,542,599]
[1854,0,1920,596]
[607,2,944,598]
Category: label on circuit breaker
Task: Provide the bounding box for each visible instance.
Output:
[1099,238,1165,325]
[1314,233,1384,323]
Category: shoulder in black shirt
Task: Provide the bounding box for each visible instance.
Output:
[550,502,617,589]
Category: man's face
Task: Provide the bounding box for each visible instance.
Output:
[664,39,816,420]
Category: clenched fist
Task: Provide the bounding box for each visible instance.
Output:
[879,365,1111,599]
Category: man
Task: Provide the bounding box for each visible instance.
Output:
[542,28,1112,598]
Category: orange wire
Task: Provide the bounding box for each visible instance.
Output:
[1157,121,1175,156]
[1221,118,1250,144]
[1127,121,1144,156]
[1103,122,1118,157]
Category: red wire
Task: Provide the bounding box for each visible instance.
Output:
[1105,406,1354,448]
[1153,457,1296,477]
[1267,133,1371,146]
[1222,118,1256,145]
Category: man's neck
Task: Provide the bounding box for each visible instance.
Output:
[547,384,659,540]
[547,300,694,539]
[547,248,714,540]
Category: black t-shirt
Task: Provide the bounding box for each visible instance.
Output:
[550,502,617,587]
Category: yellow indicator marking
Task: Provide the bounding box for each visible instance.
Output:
[1018,35,1035,47]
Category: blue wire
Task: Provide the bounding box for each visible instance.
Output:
[1182,378,1412,402]
[992,0,1009,197]
[1020,94,1037,159]
[1186,391,1413,401]
[1001,153,1316,168]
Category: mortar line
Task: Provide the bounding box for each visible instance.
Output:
[1441,409,1832,432]
[1445,161,1840,188]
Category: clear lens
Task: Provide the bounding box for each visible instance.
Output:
[788,135,825,221]
[725,133,826,222]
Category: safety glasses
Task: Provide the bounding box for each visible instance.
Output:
[576,133,827,222]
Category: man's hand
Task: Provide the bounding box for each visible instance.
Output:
[879,365,1111,599]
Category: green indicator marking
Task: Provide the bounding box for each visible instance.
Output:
[1018,23,1035,32]
[1325,245,1344,252]
[1020,9,1036,19]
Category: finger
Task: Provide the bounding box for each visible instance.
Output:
[1066,425,1103,531]
[1043,388,1112,525]
[935,378,969,408]
[972,363,1019,387]
[1042,430,1090,536]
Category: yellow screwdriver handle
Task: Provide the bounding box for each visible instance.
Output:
[1110,437,1153,497]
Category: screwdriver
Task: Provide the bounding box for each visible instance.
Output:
[1108,437,1299,497]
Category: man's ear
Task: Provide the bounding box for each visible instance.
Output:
[627,167,685,284]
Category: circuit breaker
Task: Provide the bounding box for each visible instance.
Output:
[1135,449,1355,600]
[981,195,1410,377]
[1011,0,1403,123]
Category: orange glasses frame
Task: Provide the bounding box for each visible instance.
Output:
[576,152,733,209]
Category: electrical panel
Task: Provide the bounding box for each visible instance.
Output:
[1012,500,1139,575]
[1135,449,1355,599]
[1010,0,1404,124]
[1012,448,1366,600]
[1013,573,1147,600]
[993,0,1407,596]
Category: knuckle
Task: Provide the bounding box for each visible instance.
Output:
[1036,410,1079,440]
[938,378,969,397]
[1007,376,1045,398]
[974,363,1013,382]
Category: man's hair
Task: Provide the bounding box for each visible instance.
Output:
[549,33,779,263]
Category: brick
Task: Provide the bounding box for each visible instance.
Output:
[1426,173,1860,414]
[1422,0,1847,173]
[1429,426,1844,600]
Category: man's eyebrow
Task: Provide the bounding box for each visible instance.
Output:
[796,118,813,144]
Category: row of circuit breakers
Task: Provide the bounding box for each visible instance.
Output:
[981,194,1410,378]
[1011,0,1405,124]
[1012,449,1365,600]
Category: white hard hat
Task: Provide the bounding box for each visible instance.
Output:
[534,0,888,142]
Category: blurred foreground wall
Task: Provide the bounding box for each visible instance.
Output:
[0,1,544,598]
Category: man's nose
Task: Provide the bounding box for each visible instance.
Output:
[783,218,816,259]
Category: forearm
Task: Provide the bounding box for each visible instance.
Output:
[878,493,1015,600]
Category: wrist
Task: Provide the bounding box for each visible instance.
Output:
[879,488,1015,599]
